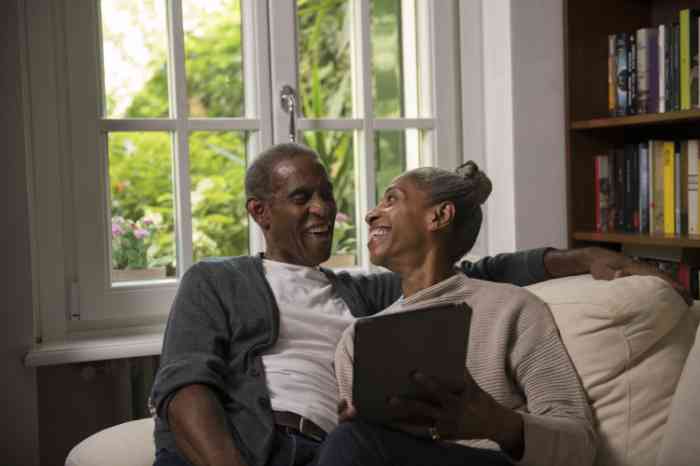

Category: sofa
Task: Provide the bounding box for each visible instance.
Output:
[66,274,700,466]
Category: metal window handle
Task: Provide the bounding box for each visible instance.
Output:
[280,85,298,142]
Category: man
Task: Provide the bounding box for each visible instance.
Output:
[150,143,685,466]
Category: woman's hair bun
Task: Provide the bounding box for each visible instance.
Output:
[456,161,492,206]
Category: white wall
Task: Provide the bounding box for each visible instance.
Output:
[1,1,41,465]
[462,0,568,255]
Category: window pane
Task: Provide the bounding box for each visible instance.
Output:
[190,132,249,261]
[183,0,245,118]
[371,0,403,117]
[297,0,353,118]
[375,130,406,198]
[100,0,170,118]
[302,131,357,267]
[109,132,176,283]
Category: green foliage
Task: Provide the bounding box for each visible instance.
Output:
[106,0,406,269]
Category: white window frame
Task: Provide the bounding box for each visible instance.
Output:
[24,0,462,359]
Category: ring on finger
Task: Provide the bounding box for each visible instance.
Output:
[428,425,441,441]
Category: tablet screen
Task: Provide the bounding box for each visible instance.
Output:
[352,302,471,424]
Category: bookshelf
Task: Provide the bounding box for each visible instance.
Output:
[565,0,700,253]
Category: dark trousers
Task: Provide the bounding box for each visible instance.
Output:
[154,421,513,466]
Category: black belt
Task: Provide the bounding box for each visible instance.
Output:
[273,411,327,442]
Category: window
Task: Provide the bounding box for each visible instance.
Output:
[27,0,461,341]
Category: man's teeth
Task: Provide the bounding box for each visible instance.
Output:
[370,228,389,239]
[308,226,329,233]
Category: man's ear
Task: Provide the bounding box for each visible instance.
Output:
[247,198,271,230]
[427,202,455,232]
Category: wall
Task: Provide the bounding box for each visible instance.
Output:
[465,0,568,255]
[1,1,41,465]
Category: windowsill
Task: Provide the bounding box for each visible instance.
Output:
[25,327,165,367]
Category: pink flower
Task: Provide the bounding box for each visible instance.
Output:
[111,223,124,237]
[335,212,350,224]
[142,217,154,226]
[134,228,150,239]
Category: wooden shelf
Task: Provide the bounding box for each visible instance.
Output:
[571,109,700,130]
[573,231,700,248]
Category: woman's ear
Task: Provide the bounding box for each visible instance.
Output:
[247,198,271,230]
[428,201,455,232]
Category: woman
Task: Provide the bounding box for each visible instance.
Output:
[326,162,595,466]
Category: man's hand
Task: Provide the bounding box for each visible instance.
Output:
[545,247,692,305]
[337,399,357,423]
[385,371,524,460]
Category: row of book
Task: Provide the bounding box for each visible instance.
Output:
[623,244,700,300]
[608,8,700,116]
[595,140,700,235]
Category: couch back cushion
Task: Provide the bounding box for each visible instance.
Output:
[525,275,697,466]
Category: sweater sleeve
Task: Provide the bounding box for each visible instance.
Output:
[459,248,551,286]
[334,322,357,404]
[150,263,233,422]
[509,304,596,466]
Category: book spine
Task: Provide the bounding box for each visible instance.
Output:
[693,13,700,107]
[663,141,676,234]
[616,148,626,231]
[640,142,650,233]
[659,25,667,112]
[628,33,638,114]
[689,140,699,234]
[681,9,691,110]
[609,35,617,116]
[674,23,681,111]
[595,155,602,231]
[681,141,690,234]
[625,144,635,231]
[616,33,629,116]
[608,148,617,231]
[675,141,682,233]
[637,28,650,113]
[649,28,659,113]
[633,144,640,230]
[652,141,666,235]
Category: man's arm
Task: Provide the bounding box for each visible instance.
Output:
[544,247,692,304]
[151,264,246,466]
[169,384,247,466]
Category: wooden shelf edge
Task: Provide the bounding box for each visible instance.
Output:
[573,231,700,248]
[571,109,700,130]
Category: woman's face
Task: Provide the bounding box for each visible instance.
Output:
[364,175,431,269]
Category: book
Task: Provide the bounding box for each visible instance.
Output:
[640,142,650,233]
[679,9,700,110]
[659,25,667,113]
[595,154,611,232]
[615,33,629,116]
[628,33,638,114]
[624,144,638,231]
[615,148,626,231]
[637,28,659,113]
[650,140,666,235]
[663,141,676,234]
[674,22,681,111]
[609,34,617,116]
[681,141,689,235]
[675,141,683,233]
[688,140,699,235]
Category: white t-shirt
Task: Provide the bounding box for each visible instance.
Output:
[261,259,354,433]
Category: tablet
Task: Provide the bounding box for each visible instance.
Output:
[352,302,472,424]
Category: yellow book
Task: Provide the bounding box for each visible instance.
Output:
[680,9,692,110]
[663,142,676,234]
[650,140,666,235]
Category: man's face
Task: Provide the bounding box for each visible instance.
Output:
[365,175,431,270]
[261,154,337,267]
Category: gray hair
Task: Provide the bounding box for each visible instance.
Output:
[245,143,320,201]
[403,161,492,261]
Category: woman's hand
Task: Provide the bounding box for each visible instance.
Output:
[387,371,524,459]
[337,399,358,423]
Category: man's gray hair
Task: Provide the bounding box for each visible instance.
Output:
[245,143,319,200]
[403,161,492,262]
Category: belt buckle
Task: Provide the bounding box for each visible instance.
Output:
[298,417,322,442]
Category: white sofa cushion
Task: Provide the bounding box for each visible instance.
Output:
[526,275,697,466]
[65,417,155,466]
[655,304,700,466]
